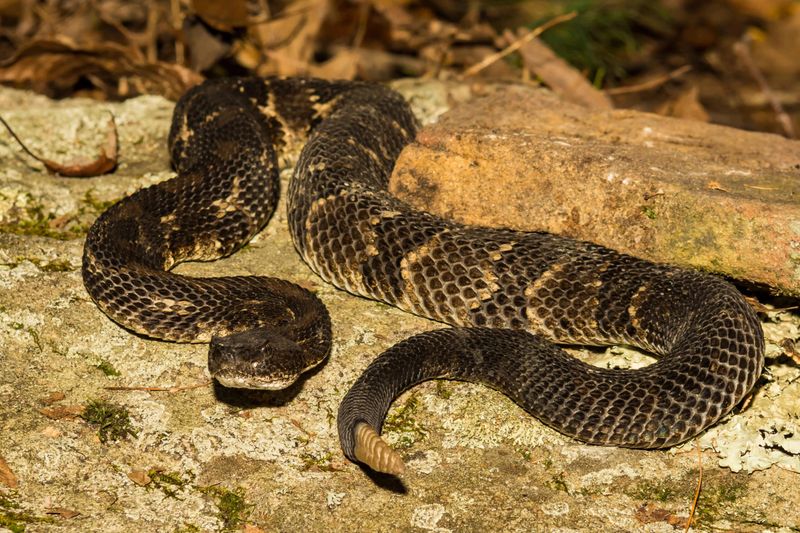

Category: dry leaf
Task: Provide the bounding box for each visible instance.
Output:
[0,114,118,177]
[0,456,19,488]
[252,0,330,77]
[192,0,249,31]
[127,469,152,486]
[244,524,267,533]
[634,503,687,528]
[0,37,203,100]
[42,391,66,405]
[42,114,118,177]
[38,405,85,420]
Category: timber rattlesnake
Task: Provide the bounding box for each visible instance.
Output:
[82,78,765,475]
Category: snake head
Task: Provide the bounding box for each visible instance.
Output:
[208,327,310,390]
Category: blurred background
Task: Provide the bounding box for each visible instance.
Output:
[0,0,797,137]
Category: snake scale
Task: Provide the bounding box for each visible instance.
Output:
[83,77,765,475]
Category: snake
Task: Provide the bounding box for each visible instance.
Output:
[82,77,765,476]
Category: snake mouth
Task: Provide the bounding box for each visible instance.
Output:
[213,371,297,390]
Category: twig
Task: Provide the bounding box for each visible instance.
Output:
[352,1,370,49]
[463,11,577,77]
[291,418,315,437]
[743,184,777,191]
[171,0,185,66]
[685,441,704,532]
[0,115,42,161]
[733,36,796,139]
[104,381,210,393]
[605,65,692,95]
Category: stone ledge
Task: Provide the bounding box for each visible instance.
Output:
[391,84,800,294]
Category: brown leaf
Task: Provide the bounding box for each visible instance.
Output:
[38,405,85,420]
[1,112,117,177]
[243,524,267,533]
[45,507,81,519]
[0,37,203,100]
[192,0,249,31]
[0,456,19,488]
[41,114,118,177]
[41,391,66,405]
[251,0,330,77]
[127,469,152,486]
[634,503,687,528]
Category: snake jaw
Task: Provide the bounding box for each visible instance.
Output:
[212,372,297,390]
[212,358,325,390]
[353,422,405,476]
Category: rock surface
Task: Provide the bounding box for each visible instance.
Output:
[0,81,798,532]
[391,84,800,295]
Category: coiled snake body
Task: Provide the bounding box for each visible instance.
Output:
[83,78,765,475]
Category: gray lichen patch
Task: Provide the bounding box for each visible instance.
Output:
[0,83,798,532]
[698,308,800,474]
